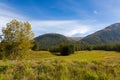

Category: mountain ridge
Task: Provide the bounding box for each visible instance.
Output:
[34,23,120,49]
[79,23,120,44]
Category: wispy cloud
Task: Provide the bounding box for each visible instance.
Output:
[0,3,26,19]
[0,2,106,37]
[0,3,25,21]
[30,20,105,37]
[0,2,27,33]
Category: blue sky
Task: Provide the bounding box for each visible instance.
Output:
[0,0,120,37]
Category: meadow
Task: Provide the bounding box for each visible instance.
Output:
[0,50,120,80]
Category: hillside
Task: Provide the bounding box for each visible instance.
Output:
[67,37,82,41]
[79,23,120,44]
[34,33,73,49]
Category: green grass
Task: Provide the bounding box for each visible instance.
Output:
[26,51,55,60]
[0,50,120,80]
[26,50,120,62]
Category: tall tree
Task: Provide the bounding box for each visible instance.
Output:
[1,19,34,59]
[60,43,75,56]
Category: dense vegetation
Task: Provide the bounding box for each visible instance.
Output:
[34,33,74,50]
[73,44,120,52]
[0,20,34,59]
[0,51,119,80]
[48,43,120,54]
[60,44,75,55]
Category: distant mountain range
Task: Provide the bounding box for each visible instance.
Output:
[79,23,120,44]
[34,23,120,49]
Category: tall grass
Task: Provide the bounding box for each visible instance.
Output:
[0,59,119,80]
[0,50,120,80]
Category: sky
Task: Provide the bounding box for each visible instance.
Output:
[0,0,120,37]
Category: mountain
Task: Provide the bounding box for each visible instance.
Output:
[34,23,120,49]
[34,33,73,49]
[79,23,120,44]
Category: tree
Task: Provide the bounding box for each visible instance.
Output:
[1,19,34,59]
[60,44,75,56]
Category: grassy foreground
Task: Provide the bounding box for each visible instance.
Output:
[0,50,120,80]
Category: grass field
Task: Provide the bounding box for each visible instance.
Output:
[26,50,120,62]
[0,50,120,80]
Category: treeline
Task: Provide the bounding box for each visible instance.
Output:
[77,44,120,51]
[46,43,75,56]
[48,44,93,53]
[93,44,120,51]
[33,42,120,54]
[76,44,120,51]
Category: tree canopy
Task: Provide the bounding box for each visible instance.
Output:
[0,19,34,59]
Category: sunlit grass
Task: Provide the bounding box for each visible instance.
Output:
[0,50,120,80]
[25,50,120,62]
[0,50,120,65]
[26,51,55,60]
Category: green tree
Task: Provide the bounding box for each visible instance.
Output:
[1,19,34,59]
[60,44,75,56]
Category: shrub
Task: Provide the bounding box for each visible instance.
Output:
[60,44,75,56]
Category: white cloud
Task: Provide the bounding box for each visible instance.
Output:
[0,2,106,37]
[30,20,99,37]
[0,3,27,34]
[65,27,91,36]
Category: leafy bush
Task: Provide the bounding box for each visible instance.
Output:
[60,44,75,56]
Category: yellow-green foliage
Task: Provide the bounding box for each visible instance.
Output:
[0,19,34,59]
[0,51,120,80]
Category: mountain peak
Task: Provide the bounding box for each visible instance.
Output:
[79,23,120,44]
[105,23,120,30]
